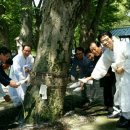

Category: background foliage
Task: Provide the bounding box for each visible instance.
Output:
[0,0,130,49]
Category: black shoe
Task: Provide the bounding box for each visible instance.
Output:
[116,116,130,128]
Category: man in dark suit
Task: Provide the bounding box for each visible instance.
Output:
[0,47,19,88]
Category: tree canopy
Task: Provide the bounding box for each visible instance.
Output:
[0,0,130,49]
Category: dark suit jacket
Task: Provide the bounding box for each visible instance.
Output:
[0,62,11,86]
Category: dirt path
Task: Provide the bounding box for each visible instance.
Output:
[60,100,127,130]
[61,85,128,130]
[0,85,129,130]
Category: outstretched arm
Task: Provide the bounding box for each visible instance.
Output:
[79,76,93,83]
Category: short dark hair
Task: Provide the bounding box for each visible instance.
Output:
[5,58,13,65]
[75,47,84,53]
[22,44,31,50]
[98,31,112,42]
[90,41,101,47]
[0,46,11,55]
[84,48,91,55]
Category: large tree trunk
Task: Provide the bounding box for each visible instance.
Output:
[79,0,93,48]
[80,0,108,48]
[32,0,43,49]
[0,5,9,47]
[0,23,9,47]
[23,0,86,124]
[18,0,33,46]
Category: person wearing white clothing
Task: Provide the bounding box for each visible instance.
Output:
[79,31,130,128]
[0,58,13,102]
[8,45,34,105]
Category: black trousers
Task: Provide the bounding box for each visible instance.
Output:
[81,84,90,103]
[100,75,115,107]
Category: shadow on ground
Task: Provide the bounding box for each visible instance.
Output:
[62,94,128,130]
[0,93,129,130]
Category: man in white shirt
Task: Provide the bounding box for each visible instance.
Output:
[9,45,34,105]
[79,31,130,128]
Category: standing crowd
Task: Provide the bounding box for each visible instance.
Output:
[0,31,130,128]
[69,31,130,128]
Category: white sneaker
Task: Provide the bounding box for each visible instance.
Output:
[73,87,81,92]
[107,110,121,118]
[113,106,121,113]
[68,81,80,88]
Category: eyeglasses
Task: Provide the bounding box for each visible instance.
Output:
[101,37,110,45]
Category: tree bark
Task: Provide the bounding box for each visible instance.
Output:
[0,5,9,47]
[0,21,9,47]
[23,0,86,124]
[18,0,33,46]
[79,0,109,48]
[32,0,43,49]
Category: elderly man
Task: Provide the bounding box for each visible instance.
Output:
[9,45,34,105]
[79,31,130,128]
[89,42,115,115]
